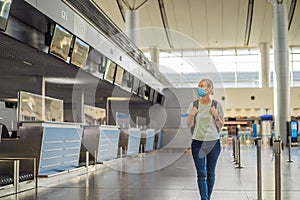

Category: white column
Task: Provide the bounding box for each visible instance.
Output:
[72,88,84,123]
[125,10,138,44]
[259,43,270,88]
[272,1,290,144]
[150,47,160,70]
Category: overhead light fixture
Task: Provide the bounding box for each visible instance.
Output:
[107,97,131,101]
[22,61,32,66]
[44,77,85,84]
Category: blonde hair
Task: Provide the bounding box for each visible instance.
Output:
[201,78,214,95]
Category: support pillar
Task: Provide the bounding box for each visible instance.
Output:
[125,10,138,44]
[150,47,160,71]
[72,88,84,123]
[259,42,270,88]
[272,0,290,144]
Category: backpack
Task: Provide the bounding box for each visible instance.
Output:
[190,99,220,134]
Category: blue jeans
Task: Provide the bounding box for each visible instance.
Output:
[191,139,221,200]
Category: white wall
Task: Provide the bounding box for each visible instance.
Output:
[213,87,300,117]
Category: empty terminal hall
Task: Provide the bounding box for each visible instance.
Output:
[1,0,300,199]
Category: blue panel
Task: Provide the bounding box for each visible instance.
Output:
[291,121,298,139]
[97,128,120,162]
[39,126,83,176]
[127,129,141,156]
[157,130,162,149]
[252,124,257,138]
[145,129,155,152]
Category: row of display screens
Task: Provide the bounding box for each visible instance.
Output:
[48,24,89,68]
[103,59,164,104]
[1,1,164,105]
[0,1,89,69]
[48,23,164,104]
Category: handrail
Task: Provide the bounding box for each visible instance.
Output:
[0,158,37,194]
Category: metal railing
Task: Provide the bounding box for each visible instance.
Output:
[0,157,37,196]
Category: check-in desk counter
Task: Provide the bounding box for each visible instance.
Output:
[119,128,129,156]
[0,121,83,177]
[140,129,155,152]
[154,130,162,149]
[126,128,142,156]
[81,125,120,163]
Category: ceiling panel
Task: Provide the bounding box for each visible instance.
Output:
[206,0,223,48]
[257,2,273,44]
[249,0,269,46]
[234,0,248,47]
[190,0,208,48]
[92,0,125,30]
[222,0,242,48]
[91,0,300,50]
[137,0,169,48]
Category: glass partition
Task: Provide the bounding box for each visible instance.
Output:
[18,91,63,122]
[84,105,106,125]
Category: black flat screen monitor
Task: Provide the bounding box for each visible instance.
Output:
[148,88,154,102]
[114,65,124,86]
[49,24,73,61]
[143,85,151,101]
[153,90,158,103]
[104,59,117,84]
[132,76,140,95]
[0,0,12,31]
[70,37,89,68]
[156,93,164,104]
[121,70,133,92]
[98,54,107,74]
[138,82,145,98]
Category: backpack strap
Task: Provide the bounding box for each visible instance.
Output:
[190,100,199,134]
[211,100,220,132]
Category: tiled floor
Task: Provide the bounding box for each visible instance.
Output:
[2,144,300,200]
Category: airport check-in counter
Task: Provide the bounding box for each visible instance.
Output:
[154,130,162,149]
[81,125,120,163]
[140,129,155,152]
[126,128,142,156]
[0,121,83,177]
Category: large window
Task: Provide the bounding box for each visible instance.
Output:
[145,47,300,88]
[270,47,299,87]
[145,49,261,88]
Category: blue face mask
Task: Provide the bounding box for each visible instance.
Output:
[197,87,207,97]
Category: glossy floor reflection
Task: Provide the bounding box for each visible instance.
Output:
[2,144,300,200]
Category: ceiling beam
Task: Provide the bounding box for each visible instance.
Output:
[288,0,297,30]
[158,0,174,49]
[116,0,125,22]
[136,0,150,10]
[244,0,254,46]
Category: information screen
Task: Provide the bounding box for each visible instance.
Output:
[0,0,13,31]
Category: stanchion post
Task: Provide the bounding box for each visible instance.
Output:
[86,151,89,171]
[94,150,97,171]
[120,147,123,158]
[235,135,244,169]
[232,136,236,162]
[274,140,281,200]
[232,136,235,157]
[286,136,293,163]
[256,138,262,200]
